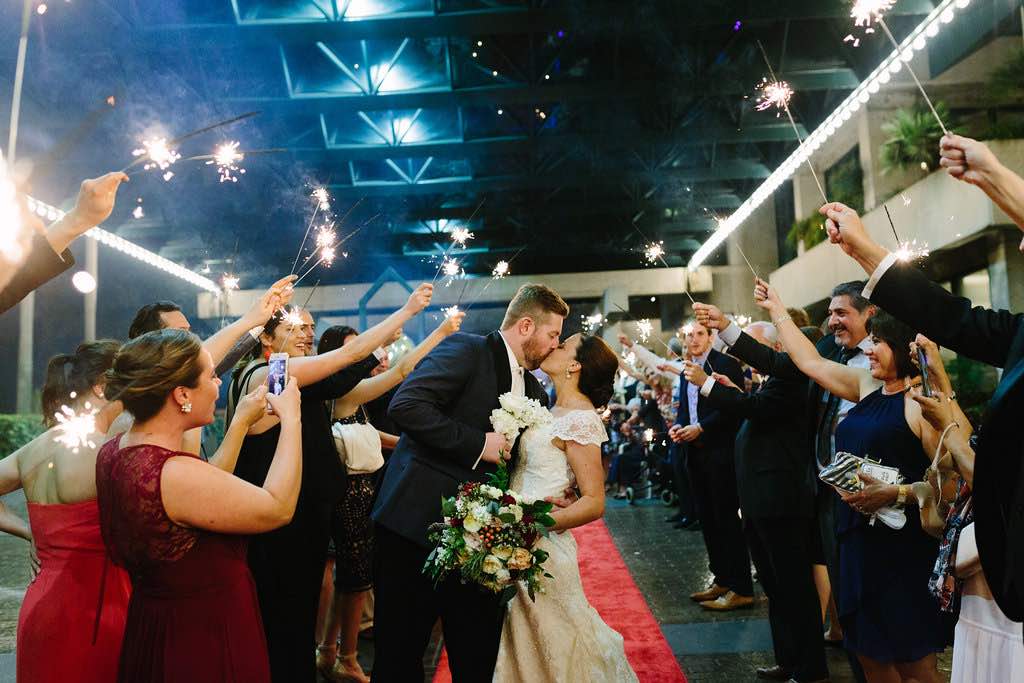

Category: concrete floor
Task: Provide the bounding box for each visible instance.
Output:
[0,493,954,682]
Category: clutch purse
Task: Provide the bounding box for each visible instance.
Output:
[820,452,906,530]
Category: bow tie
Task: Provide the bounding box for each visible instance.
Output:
[841,347,862,363]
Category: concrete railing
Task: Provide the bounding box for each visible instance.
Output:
[770,139,1024,308]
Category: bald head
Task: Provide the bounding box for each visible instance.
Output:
[744,321,779,350]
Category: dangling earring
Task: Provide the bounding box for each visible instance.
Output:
[181,401,192,414]
[565,368,572,380]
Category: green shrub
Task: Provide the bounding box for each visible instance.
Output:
[787,213,828,250]
[880,101,954,174]
[0,415,46,457]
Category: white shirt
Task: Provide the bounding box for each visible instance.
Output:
[686,350,710,427]
[473,333,526,470]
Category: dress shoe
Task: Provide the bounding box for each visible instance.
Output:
[665,514,683,523]
[672,518,692,529]
[755,665,793,680]
[689,583,729,602]
[700,591,755,611]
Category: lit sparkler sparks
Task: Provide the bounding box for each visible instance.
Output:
[582,313,604,334]
[623,350,637,366]
[894,240,930,263]
[443,305,462,319]
[132,137,181,173]
[312,187,330,211]
[754,79,793,114]
[221,274,240,290]
[0,152,26,262]
[281,308,305,327]
[207,141,245,183]
[315,225,336,249]
[450,227,474,247]
[636,318,653,343]
[643,428,655,443]
[851,0,896,29]
[682,322,695,336]
[53,402,98,453]
[734,314,752,327]
[319,245,336,266]
[441,258,463,279]
[491,260,510,279]
[644,242,666,265]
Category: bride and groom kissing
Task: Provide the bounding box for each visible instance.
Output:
[370,283,638,682]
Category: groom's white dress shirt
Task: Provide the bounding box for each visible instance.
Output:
[473,333,526,470]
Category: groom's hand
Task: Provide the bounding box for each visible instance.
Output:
[480,432,510,465]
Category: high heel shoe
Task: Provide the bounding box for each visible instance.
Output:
[315,644,338,679]
[330,652,370,683]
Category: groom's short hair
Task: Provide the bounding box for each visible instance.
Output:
[501,284,569,330]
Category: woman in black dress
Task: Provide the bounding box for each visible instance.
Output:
[754,279,959,683]
[229,285,432,681]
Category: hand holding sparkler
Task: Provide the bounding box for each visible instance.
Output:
[692,302,726,331]
[939,135,1002,189]
[403,283,434,315]
[753,278,785,318]
[242,274,298,329]
[46,171,129,253]
[617,332,634,349]
[820,202,890,273]
[440,309,466,335]
[683,360,709,387]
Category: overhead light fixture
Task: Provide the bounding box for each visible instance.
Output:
[25,195,221,293]
[688,0,965,270]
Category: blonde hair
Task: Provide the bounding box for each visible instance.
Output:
[105,329,204,422]
[501,283,569,330]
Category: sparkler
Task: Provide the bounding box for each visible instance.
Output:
[312,187,330,211]
[451,227,474,247]
[442,305,462,319]
[429,199,485,285]
[206,141,245,183]
[53,401,99,453]
[221,274,240,290]
[894,239,930,263]
[491,260,510,279]
[643,241,666,265]
[315,224,336,249]
[849,0,949,135]
[319,245,336,266]
[131,137,181,174]
[643,428,655,443]
[612,303,683,361]
[581,313,605,335]
[291,215,377,287]
[636,319,653,343]
[682,322,695,336]
[291,188,334,275]
[755,40,829,204]
[132,204,144,219]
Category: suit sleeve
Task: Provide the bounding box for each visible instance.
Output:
[0,233,74,314]
[698,355,746,436]
[727,331,806,380]
[870,261,1024,368]
[301,354,381,401]
[387,335,486,469]
[704,381,797,422]
[214,334,259,377]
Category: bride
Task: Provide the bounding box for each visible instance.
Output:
[494,333,638,682]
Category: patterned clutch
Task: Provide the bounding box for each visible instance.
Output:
[819,452,902,493]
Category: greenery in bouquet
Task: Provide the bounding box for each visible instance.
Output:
[424,470,557,605]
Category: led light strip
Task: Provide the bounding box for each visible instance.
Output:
[688,0,970,269]
[25,195,222,293]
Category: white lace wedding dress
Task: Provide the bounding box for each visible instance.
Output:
[493,408,638,683]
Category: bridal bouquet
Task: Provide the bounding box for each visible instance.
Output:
[423,393,555,604]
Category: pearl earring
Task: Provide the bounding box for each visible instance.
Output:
[565,368,572,380]
[181,402,192,414]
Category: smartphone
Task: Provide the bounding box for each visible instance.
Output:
[917,347,932,397]
[267,352,289,397]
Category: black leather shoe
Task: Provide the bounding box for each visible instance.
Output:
[672,518,691,529]
[756,665,793,681]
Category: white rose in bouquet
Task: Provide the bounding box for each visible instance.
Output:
[499,504,524,523]
[463,515,483,533]
[492,545,514,560]
[480,485,503,500]
[495,568,512,585]
[482,554,503,575]
[463,532,482,552]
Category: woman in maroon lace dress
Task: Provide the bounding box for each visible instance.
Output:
[96,329,303,682]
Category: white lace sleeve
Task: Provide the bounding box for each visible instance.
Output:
[550,410,608,447]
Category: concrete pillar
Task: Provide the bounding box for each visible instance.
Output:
[16,292,33,414]
[857,97,921,212]
[987,228,1024,312]
[601,285,629,346]
[84,237,98,342]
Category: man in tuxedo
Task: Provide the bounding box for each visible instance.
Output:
[371,283,569,681]
[821,134,1024,622]
[685,322,827,682]
[668,321,752,610]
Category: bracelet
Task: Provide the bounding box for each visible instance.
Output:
[896,484,909,505]
[773,315,792,325]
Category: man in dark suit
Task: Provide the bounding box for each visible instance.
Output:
[821,134,1024,622]
[685,321,827,682]
[371,284,569,681]
[668,321,752,610]
[0,171,126,315]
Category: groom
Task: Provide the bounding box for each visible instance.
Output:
[371,283,569,681]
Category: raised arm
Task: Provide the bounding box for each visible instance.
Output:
[337,311,465,411]
[207,385,270,473]
[693,303,805,380]
[280,284,433,388]
[618,333,678,380]
[204,275,296,370]
[823,202,1023,368]
[753,279,864,402]
[940,134,1024,230]
[161,379,303,534]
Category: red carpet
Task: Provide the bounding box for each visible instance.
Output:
[432,519,686,682]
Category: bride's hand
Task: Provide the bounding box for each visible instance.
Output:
[545,486,578,510]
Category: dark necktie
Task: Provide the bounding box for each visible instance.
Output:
[815,346,862,467]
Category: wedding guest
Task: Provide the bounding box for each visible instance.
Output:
[666,321,752,610]
[911,351,1024,681]
[96,328,302,683]
[754,281,947,683]
[788,307,811,328]
[314,312,464,682]
[821,133,1024,620]
[683,321,827,682]
[0,341,130,683]
[229,285,432,682]
[0,171,126,314]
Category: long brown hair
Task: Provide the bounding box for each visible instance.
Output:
[574,336,618,408]
[105,329,204,422]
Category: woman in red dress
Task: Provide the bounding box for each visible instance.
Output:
[0,340,131,683]
[96,329,303,683]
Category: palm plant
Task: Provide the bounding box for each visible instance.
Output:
[880,101,952,174]
[786,213,827,251]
